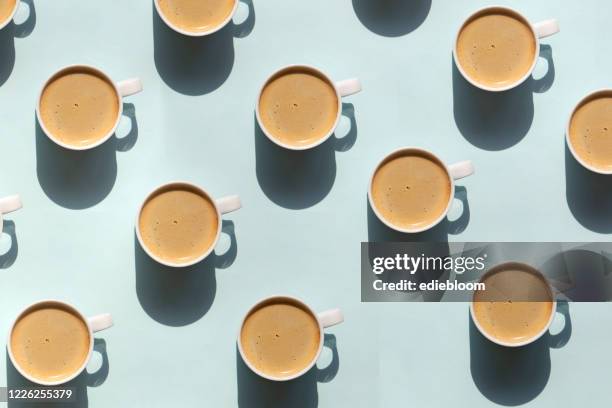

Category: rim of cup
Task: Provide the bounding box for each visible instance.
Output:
[6,299,96,386]
[566,88,612,175]
[367,147,457,234]
[236,295,325,382]
[452,5,542,93]
[469,262,557,348]
[35,64,125,151]
[255,64,344,151]
[153,0,239,37]
[135,181,223,268]
[0,0,19,31]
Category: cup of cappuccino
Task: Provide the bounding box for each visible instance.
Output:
[7,300,113,386]
[453,6,559,92]
[237,295,343,381]
[368,147,474,234]
[256,64,361,151]
[154,0,241,37]
[36,65,143,151]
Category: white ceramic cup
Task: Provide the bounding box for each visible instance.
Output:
[36,64,143,151]
[368,147,474,234]
[470,262,557,348]
[256,64,362,151]
[0,194,22,234]
[453,6,560,92]
[154,0,241,37]
[136,181,241,268]
[0,0,24,31]
[566,89,612,175]
[237,295,344,382]
[7,299,113,386]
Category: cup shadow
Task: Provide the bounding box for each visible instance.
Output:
[135,220,238,327]
[351,0,431,37]
[35,104,138,210]
[152,0,255,96]
[6,338,108,408]
[0,0,36,87]
[236,334,339,408]
[254,103,356,210]
[469,301,571,406]
[452,45,555,151]
[565,142,612,233]
[0,220,18,269]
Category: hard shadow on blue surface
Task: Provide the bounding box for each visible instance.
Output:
[351,0,431,37]
[152,0,255,96]
[452,45,555,151]
[135,220,237,327]
[236,334,339,408]
[34,104,138,210]
[565,142,612,234]
[0,220,18,269]
[254,104,357,210]
[469,301,571,406]
[0,0,35,87]
[6,339,109,408]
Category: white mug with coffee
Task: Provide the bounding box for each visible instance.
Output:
[0,194,22,234]
[136,181,241,268]
[256,64,361,151]
[0,0,25,30]
[7,300,113,386]
[237,295,343,381]
[36,65,143,151]
[368,147,474,234]
[453,6,559,92]
[567,89,612,175]
[155,0,245,37]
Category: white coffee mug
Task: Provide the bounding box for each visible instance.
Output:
[136,181,241,268]
[368,147,474,234]
[256,64,362,151]
[566,89,612,175]
[470,262,557,348]
[453,6,560,92]
[237,295,344,381]
[154,0,241,37]
[0,0,24,31]
[7,299,113,386]
[0,194,22,234]
[36,64,143,151]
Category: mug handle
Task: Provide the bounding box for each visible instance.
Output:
[88,313,113,332]
[533,19,560,39]
[335,79,362,98]
[448,161,475,181]
[116,78,144,98]
[0,195,22,214]
[216,195,242,215]
[317,308,344,328]
[549,300,571,349]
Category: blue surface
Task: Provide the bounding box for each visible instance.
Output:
[0,0,611,407]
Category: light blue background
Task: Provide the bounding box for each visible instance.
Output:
[0,0,611,407]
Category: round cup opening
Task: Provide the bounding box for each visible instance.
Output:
[154,0,238,37]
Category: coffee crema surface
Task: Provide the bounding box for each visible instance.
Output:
[139,186,219,264]
[569,94,612,172]
[0,0,16,23]
[371,152,451,230]
[456,10,536,89]
[473,267,554,345]
[39,68,119,147]
[241,300,320,378]
[259,68,338,147]
[11,305,90,382]
[157,0,235,33]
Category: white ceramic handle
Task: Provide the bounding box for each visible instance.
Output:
[335,79,362,98]
[88,313,113,333]
[317,308,344,328]
[116,78,143,98]
[215,195,241,215]
[533,19,560,39]
[0,195,22,214]
[448,161,475,181]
